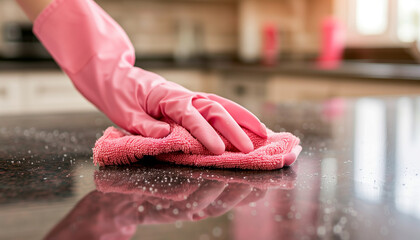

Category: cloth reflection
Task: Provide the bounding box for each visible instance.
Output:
[45,160,297,240]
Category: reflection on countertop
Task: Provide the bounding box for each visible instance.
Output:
[0,95,420,239]
[46,162,296,239]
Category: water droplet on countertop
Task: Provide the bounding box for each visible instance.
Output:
[199,234,210,240]
[333,224,342,234]
[172,208,179,215]
[274,215,282,222]
[212,227,222,237]
[174,220,183,229]
[317,226,326,236]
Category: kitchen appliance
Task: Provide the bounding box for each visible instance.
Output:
[174,20,203,63]
[1,22,50,59]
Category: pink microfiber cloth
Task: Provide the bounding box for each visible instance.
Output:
[93,123,302,170]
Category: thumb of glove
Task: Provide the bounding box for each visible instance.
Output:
[126,112,171,138]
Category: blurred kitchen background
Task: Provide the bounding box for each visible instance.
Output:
[0,0,419,116]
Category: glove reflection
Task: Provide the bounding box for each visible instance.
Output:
[45,161,296,240]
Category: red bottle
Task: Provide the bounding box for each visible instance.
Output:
[262,23,278,66]
[317,17,345,69]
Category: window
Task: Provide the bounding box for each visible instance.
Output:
[398,0,420,42]
[356,0,389,35]
[338,0,420,46]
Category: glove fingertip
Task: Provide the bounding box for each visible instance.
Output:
[240,139,254,153]
[258,123,268,138]
[206,139,225,155]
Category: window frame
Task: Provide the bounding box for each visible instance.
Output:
[335,0,412,47]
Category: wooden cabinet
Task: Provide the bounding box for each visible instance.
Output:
[216,72,420,114]
[266,75,420,102]
[267,76,333,102]
[334,79,420,97]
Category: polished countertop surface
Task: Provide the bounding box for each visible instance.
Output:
[1,95,420,240]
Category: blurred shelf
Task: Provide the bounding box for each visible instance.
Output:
[2,58,420,81]
[210,61,420,81]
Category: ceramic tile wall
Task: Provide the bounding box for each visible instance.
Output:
[0,0,332,58]
[0,0,28,51]
[0,0,238,57]
[239,0,333,59]
[97,0,238,56]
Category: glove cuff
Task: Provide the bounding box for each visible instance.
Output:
[33,0,135,74]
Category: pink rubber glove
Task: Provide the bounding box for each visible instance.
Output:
[33,0,267,154]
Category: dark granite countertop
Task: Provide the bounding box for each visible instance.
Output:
[1,95,420,239]
[1,58,420,81]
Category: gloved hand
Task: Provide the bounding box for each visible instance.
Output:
[33,0,267,154]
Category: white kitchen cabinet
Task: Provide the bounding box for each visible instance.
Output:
[0,74,24,114]
[0,71,96,115]
[0,69,208,115]
[21,72,97,113]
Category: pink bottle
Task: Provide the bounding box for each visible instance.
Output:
[317,17,345,69]
[262,23,278,66]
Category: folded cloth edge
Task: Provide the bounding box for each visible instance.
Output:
[93,124,301,170]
